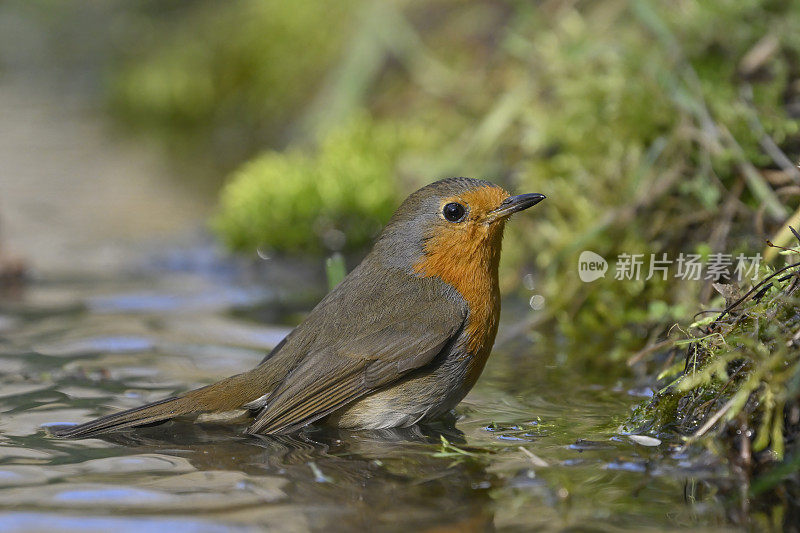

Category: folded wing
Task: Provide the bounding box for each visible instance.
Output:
[248,275,466,434]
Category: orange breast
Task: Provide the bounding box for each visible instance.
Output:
[412,186,507,387]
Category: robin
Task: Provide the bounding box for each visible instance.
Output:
[57,178,545,437]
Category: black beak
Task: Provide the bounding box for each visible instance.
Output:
[488,193,546,220]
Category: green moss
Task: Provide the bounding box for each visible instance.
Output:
[212,115,436,253]
[625,260,800,464]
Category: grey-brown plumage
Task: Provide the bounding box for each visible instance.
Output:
[56,178,544,438]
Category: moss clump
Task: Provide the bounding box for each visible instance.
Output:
[625,257,800,473]
[213,116,436,254]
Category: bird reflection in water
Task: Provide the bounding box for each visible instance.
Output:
[90,418,496,532]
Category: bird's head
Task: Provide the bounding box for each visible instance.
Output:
[375,178,545,282]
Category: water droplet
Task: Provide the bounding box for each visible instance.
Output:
[529,294,545,310]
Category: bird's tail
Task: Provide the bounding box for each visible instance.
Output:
[54,370,267,438]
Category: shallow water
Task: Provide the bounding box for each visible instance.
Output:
[0,246,760,532]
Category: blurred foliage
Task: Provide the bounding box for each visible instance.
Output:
[113,0,800,365]
[109,0,358,168]
[325,253,347,290]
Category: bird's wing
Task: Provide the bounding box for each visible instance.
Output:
[247,277,466,434]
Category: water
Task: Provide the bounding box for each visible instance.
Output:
[0,249,749,532]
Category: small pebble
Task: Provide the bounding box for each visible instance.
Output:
[627,435,662,447]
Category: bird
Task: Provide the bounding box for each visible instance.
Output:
[55,177,545,437]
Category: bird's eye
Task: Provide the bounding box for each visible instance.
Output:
[442,202,466,222]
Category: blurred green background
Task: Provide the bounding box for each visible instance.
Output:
[2,0,799,365]
[122,0,800,364]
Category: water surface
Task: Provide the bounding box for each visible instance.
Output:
[0,247,749,532]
